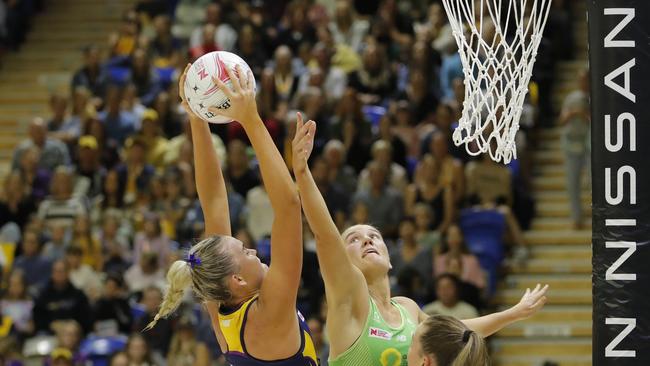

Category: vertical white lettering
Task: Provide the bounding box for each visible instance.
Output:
[604,8,636,48]
[604,113,636,152]
[605,318,636,357]
[604,59,636,102]
[605,241,637,281]
[605,166,636,205]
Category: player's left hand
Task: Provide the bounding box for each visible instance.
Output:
[208,64,258,124]
[291,112,316,174]
[510,284,549,321]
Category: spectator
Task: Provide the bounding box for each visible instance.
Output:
[389,217,434,299]
[311,156,349,230]
[52,320,83,363]
[75,135,105,198]
[46,93,70,136]
[376,115,408,169]
[109,351,129,366]
[404,155,454,233]
[33,259,93,334]
[125,109,169,169]
[245,183,273,243]
[166,313,211,366]
[0,171,36,232]
[276,2,316,53]
[439,43,463,101]
[412,203,442,249]
[125,333,157,366]
[15,145,52,201]
[307,317,329,366]
[50,87,90,146]
[91,169,126,225]
[269,45,302,103]
[189,3,237,52]
[115,138,155,206]
[42,223,70,262]
[108,11,140,57]
[133,287,173,358]
[153,91,182,138]
[328,88,372,172]
[357,140,408,194]
[0,270,35,340]
[225,140,260,198]
[132,212,172,269]
[160,169,190,240]
[149,15,181,67]
[124,252,166,294]
[434,224,486,292]
[50,348,74,366]
[347,42,395,104]
[129,48,163,106]
[37,166,87,229]
[189,23,219,60]
[164,116,226,167]
[352,161,403,237]
[423,274,479,319]
[71,216,102,271]
[465,153,512,207]
[299,42,347,103]
[93,273,133,335]
[389,100,420,160]
[329,0,368,52]
[13,229,52,295]
[71,45,109,98]
[98,211,132,274]
[98,86,138,146]
[428,132,465,203]
[12,117,70,172]
[65,245,103,302]
[322,139,357,195]
[234,23,267,79]
[122,83,147,123]
[559,69,590,229]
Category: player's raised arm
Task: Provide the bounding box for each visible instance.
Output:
[292,119,368,307]
[209,66,302,318]
[179,64,231,237]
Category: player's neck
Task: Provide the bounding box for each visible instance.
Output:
[367,274,391,308]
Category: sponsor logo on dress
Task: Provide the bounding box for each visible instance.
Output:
[369,327,393,340]
[396,335,407,342]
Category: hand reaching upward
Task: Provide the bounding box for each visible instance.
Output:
[291,113,316,174]
[208,64,259,125]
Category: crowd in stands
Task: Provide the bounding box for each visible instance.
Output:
[0,0,579,365]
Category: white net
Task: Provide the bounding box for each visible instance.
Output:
[442,0,552,163]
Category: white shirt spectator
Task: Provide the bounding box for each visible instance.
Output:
[190,23,237,52]
[245,186,274,243]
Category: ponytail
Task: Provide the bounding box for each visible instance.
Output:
[144,260,192,330]
[452,330,489,366]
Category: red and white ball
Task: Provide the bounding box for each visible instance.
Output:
[183,51,256,123]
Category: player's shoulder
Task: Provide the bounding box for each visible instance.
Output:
[392,296,419,311]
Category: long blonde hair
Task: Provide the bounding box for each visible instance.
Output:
[145,235,238,329]
[419,315,489,366]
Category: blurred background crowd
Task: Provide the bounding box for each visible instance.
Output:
[0,0,586,365]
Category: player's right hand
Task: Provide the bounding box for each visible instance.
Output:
[291,112,316,174]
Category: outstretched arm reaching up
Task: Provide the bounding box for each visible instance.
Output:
[179,64,231,237]
[209,66,302,321]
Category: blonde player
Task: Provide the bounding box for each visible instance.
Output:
[146,65,318,366]
[292,119,548,366]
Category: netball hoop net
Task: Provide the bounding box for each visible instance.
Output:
[441,0,552,163]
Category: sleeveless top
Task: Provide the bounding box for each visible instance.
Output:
[329,298,418,366]
[217,296,319,366]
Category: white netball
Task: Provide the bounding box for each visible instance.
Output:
[183,51,256,123]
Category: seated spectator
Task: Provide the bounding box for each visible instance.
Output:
[71,216,102,271]
[1,270,35,340]
[122,83,147,124]
[347,42,395,104]
[159,169,190,240]
[37,166,87,229]
[64,246,103,302]
[12,117,70,172]
[357,140,408,194]
[226,140,260,198]
[152,91,182,138]
[376,115,408,169]
[98,86,138,147]
[298,42,347,104]
[145,173,167,214]
[428,132,465,203]
[439,43,463,101]
[108,11,140,57]
[72,45,109,98]
[389,217,434,299]
[74,135,105,198]
[93,273,133,335]
[133,212,172,269]
[116,138,155,206]
[128,48,163,106]
[189,3,237,52]
[13,229,52,295]
[125,109,169,169]
[234,23,267,79]
[276,2,316,53]
[109,351,129,366]
[417,3,455,55]
[329,0,369,52]
[327,88,372,172]
[98,211,132,274]
[0,171,36,232]
[15,145,52,201]
[246,183,273,243]
[322,139,357,195]
[50,347,74,366]
[164,116,226,167]
[352,161,403,237]
[311,156,349,230]
[434,224,486,291]
[133,287,172,358]
[42,223,71,262]
[46,93,70,137]
[166,313,211,366]
[52,320,83,363]
[148,15,181,67]
[268,45,302,103]
[124,252,166,294]
[397,69,438,125]
[189,23,220,60]
[412,203,442,249]
[125,333,157,366]
[404,155,454,233]
[91,169,126,226]
[33,260,93,334]
[465,153,512,207]
[389,101,420,160]
[423,274,479,319]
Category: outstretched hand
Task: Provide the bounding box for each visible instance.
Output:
[208,64,258,125]
[179,63,203,122]
[510,284,549,321]
[291,113,316,174]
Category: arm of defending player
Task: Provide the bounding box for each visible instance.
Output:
[179,64,231,237]
[292,119,368,307]
[209,66,302,319]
